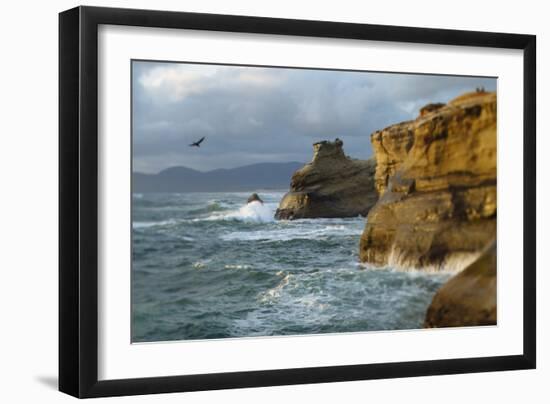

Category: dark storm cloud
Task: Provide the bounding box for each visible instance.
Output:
[132,61,496,173]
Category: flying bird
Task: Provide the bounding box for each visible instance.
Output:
[189,136,206,147]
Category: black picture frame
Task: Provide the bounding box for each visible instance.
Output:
[59,5,536,398]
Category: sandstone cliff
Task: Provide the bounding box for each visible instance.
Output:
[424,240,496,327]
[275,139,377,220]
[359,91,496,271]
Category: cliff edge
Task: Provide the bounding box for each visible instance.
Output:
[359,91,497,271]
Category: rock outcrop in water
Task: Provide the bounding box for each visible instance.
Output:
[359,91,497,271]
[275,139,377,220]
[424,240,496,327]
[247,193,264,204]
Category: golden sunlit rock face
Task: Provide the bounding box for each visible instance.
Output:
[424,240,497,327]
[359,91,497,272]
[275,139,378,220]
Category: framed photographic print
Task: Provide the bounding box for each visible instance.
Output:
[59,6,536,398]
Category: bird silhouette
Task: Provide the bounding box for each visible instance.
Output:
[189,136,205,147]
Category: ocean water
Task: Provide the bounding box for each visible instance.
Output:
[132,191,450,342]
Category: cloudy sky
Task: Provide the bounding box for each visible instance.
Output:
[132,61,496,173]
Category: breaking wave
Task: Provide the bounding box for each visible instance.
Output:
[132,219,178,229]
[221,223,362,242]
[204,201,276,223]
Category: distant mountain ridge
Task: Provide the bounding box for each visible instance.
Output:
[133,162,303,192]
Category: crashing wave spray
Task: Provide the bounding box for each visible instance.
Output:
[205,200,276,223]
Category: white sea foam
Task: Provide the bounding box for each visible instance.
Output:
[259,273,292,303]
[221,223,362,242]
[385,245,481,274]
[204,201,276,223]
[192,259,211,269]
[356,246,480,275]
[132,219,178,229]
[224,264,252,270]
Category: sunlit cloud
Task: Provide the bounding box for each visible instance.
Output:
[138,64,284,102]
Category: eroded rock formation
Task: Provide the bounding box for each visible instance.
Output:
[275,139,377,220]
[359,91,497,271]
[424,240,497,327]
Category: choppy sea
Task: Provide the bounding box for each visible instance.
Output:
[132,191,450,342]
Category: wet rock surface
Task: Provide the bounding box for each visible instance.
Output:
[424,240,497,327]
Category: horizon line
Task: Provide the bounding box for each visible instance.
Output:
[132,160,308,175]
